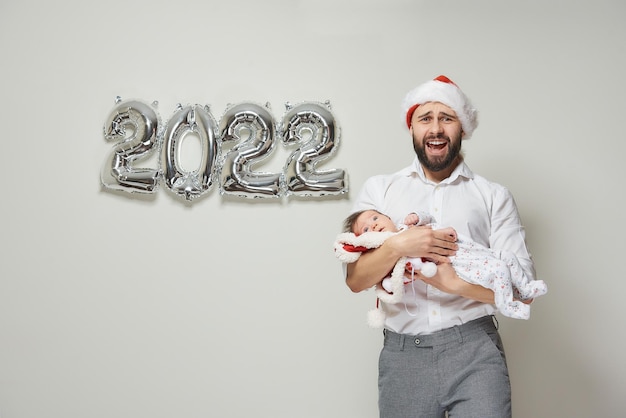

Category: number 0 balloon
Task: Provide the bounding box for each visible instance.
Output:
[161,104,218,201]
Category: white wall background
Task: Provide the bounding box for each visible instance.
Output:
[1,1,625,417]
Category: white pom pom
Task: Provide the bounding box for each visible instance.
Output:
[409,258,424,269]
[420,262,437,278]
[367,308,386,328]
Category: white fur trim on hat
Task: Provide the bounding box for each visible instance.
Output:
[401,75,478,139]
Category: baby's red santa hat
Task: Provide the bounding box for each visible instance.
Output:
[401,75,479,139]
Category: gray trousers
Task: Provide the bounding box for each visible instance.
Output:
[379,316,511,418]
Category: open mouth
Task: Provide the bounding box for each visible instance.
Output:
[426,139,448,152]
[426,140,448,152]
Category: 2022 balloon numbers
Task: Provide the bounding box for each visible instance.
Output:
[101,98,348,201]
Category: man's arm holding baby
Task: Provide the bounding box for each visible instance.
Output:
[346,226,458,293]
[417,263,496,304]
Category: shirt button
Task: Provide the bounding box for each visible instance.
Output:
[414,338,421,346]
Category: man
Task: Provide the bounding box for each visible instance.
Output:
[345,75,536,417]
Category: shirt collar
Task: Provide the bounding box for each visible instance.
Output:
[407,157,474,185]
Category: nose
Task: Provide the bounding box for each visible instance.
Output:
[429,118,443,134]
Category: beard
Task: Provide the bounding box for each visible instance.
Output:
[413,132,462,172]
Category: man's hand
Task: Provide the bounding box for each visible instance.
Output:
[389,226,458,264]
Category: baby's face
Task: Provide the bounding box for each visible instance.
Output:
[353,210,396,235]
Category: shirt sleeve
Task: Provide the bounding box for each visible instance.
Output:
[489,186,537,282]
[350,175,386,213]
[414,210,435,226]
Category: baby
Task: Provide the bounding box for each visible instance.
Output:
[340,209,547,320]
[347,209,441,291]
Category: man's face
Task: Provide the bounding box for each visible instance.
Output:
[410,102,464,175]
[353,210,396,236]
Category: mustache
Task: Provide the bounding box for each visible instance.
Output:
[424,133,450,141]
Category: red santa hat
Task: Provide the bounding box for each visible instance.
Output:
[402,75,479,139]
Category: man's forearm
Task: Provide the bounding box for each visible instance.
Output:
[457,280,496,304]
[346,244,401,293]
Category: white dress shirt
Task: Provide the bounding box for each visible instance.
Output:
[350,157,536,335]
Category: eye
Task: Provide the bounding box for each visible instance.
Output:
[373,216,378,221]
[363,226,369,232]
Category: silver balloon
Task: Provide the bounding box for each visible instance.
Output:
[101,99,161,193]
[281,101,348,197]
[218,102,281,198]
[161,104,218,201]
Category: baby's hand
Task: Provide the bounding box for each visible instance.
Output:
[404,213,420,226]
[442,227,459,242]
